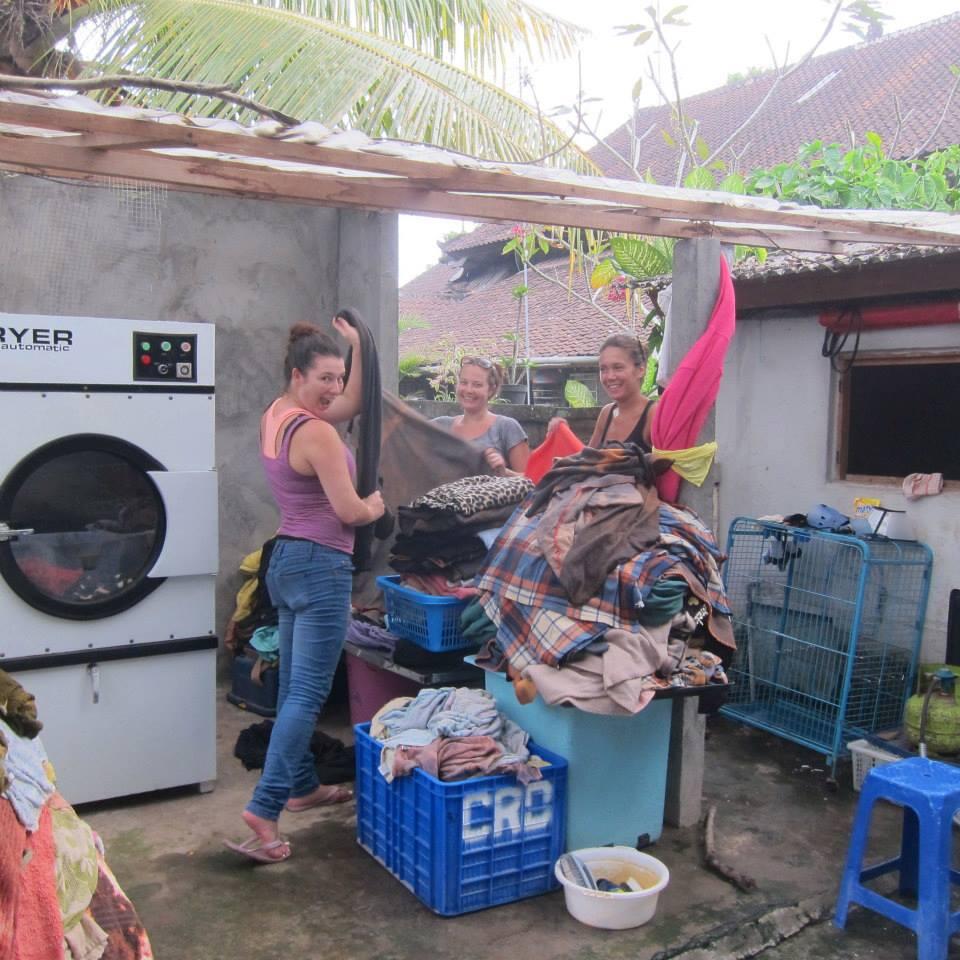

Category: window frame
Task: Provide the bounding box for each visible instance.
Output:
[834,348,960,486]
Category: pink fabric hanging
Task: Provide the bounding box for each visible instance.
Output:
[651,256,736,503]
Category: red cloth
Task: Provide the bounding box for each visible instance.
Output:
[651,256,735,503]
[13,805,64,960]
[524,422,584,484]
[0,800,26,960]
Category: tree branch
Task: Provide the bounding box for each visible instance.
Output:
[524,255,633,333]
[703,805,757,893]
[907,72,960,161]
[0,73,300,126]
[702,0,845,167]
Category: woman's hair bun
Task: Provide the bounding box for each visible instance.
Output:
[288,322,324,345]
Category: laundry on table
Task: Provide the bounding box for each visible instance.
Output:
[473,443,734,714]
[389,474,532,589]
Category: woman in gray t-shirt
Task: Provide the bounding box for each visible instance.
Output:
[432,357,530,477]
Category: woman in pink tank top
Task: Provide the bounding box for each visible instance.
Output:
[226,315,384,864]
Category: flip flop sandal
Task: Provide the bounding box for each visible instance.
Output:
[223,836,291,864]
[285,786,353,812]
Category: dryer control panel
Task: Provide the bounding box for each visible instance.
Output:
[133,332,197,382]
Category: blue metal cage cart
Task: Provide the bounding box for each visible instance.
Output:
[720,518,933,776]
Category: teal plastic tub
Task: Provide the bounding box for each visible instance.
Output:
[484,668,672,850]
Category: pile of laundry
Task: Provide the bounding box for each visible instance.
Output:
[370,687,545,784]
[389,475,533,593]
[474,444,734,715]
[223,538,279,665]
[0,671,153,960]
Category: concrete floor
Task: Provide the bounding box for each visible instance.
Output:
[76,690,949,960]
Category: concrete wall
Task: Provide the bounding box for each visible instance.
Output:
[716,309,960,658]
[0,174,398,641]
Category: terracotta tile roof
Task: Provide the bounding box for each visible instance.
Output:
[596,13,960,180]
[440,14,960,256]
[632,244,960,293]
[405,15,960,357]
[399,258,636,360]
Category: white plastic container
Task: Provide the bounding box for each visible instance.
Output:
[554,846,670,930]
[848,738,900,791]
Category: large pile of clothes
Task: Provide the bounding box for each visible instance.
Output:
[370,687,544,784]
[389,475,533,593]
[474,444,733,715]
[0,671,153,960]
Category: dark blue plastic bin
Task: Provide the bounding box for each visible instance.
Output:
[376,575,472,652]
[354,722,567,916]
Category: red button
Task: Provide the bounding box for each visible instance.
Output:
[140,354,151,365]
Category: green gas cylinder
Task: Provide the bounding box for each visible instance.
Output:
[905,668,960,755]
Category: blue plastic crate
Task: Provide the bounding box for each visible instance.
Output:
[376,575,473,652]
[354,722,567,916]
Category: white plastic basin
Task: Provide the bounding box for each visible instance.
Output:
[554,846,670,930]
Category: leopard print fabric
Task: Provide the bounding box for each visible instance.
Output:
[410,475,533,518]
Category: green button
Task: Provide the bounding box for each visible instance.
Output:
[140,340,151,351]
[160,340,172,352]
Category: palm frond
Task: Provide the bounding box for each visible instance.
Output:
[245,1,585,74]
[67,0,594,169]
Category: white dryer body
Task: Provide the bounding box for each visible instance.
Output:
[0,313,218,803]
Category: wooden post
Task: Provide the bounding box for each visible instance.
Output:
[662,237,725,828]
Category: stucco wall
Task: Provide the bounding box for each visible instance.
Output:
[716,309,960,659]
[0,174,398,642]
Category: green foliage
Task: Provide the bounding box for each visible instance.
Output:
[425,339,467,401]
[48,1,594,169]
[563,379,595,408]
[609,236,674,281]
[399,313,429,332]
[641,353,659,398]
[398,353,429,378]
[589,258,618,289]
[745,139,960,211]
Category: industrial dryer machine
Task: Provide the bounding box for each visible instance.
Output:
[0,313,218,803]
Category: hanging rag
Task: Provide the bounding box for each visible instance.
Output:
[650,441,718,487]
[651,256,735,502]
[350,392,490,609]
[339,307,391,572]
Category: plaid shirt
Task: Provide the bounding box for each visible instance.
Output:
[477,493,732,671]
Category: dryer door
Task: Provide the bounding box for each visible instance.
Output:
[0,434,167,620]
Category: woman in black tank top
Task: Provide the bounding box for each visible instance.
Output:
[586,334,655,452]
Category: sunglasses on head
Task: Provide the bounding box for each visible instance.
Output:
[461,356,493,369]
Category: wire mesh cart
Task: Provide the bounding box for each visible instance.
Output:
[720,517,933,776]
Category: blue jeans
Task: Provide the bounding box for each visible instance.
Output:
[247,539,352,821]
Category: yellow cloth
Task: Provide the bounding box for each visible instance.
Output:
[231,548,263,623]
[239,548,261,576]
[651,441,718,487]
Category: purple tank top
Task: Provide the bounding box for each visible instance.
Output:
[261,414,356,554]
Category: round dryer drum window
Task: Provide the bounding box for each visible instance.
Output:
[0,434,167,619]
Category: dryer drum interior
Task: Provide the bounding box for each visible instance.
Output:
[0,433,168,620]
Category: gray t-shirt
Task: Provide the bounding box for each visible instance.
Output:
[433,415,528,461]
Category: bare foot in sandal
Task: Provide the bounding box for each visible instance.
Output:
[285,784,353,812]
[227,810,290,863]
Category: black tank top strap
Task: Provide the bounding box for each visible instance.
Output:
[599,401,652,451]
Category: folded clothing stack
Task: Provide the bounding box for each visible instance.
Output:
[391,475,533,584]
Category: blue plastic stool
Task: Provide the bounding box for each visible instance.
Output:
[835,757,960,960]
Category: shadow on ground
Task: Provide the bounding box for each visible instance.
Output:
[77,691,944,960]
